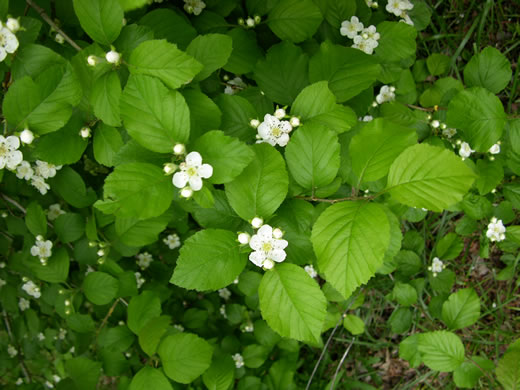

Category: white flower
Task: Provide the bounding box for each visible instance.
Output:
[0,135,23,169]
[256,114,293,147]
[274,108,286,119]
[442,127,457,138]
[486,217,506,242]
[304,265,318,278]
[375,85,395,104]
[30,175,50,195]
[31,238,52,260]
[251,217,263,229]
[0,26,19,61]
[69,346,75,354]
[489,143,501,155]
[35,160,61,179]
[232,353,244,368]
[180,187,193,198]
[22,281,41,298]
[19,297,30,311]
[47,204,65,221]
[289,117,300,127]
[7,344,18,357]
[173,143,186,155]
[37,332,45,341]
[219,305,227,318]
[458,142,474,159]
[58,328,67,340]
[428,257,445,277]
[172,151,213,192]
[85,266,95,275]
[224,77,246,95]
[163,233,181,249]
[16,161,34,180]
[184,0,206,15]
[386,0,412,16]
[361,115,373,122]
[173,324,184,332]
[135,272,145,289]
[136,252,153,270]
[20,129,34,144]
[238,232,251,245]
[365,0,378,8]
[431,120,440,128]
[79,127,91,138]
[53,375,61,383]
[6,18,20,33]
[105,50,121,64]
[248,224,288,269]
[15,378,23,385]
[250,119,260,128]
[87,55,97,66]
[400,14,414,26]
[54,33,64,44]
[218,288,231,300]
[44,380,54,388]
[242,322,254,332]
[246,17,255,27]
[0,278,5,288]
[340,16,364,39]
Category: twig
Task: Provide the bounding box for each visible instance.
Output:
[329,337,355,390]
[295,195,374,204]
[1,193,26,213]
[96,298,121,338]
[3,310,31,383]
[25,0,81,51]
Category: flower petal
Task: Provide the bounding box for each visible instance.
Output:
[189,175,203,191]
[273,239,288,250]
[198,164,213,179]
[249,251,265,267]
[270,249,286,262]
[249,235,263,251]
[172,172,188,188]
[257,225,272,240]
[185,151,202,167]
[5,135,20,149]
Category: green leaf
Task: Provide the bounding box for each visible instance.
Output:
[447,87,507,152]
[90,71,121,127]
[435,233,463,260]
[497,350,520,390]
[120,75,190,153]
[285,123,340,190]
[65,357,102,390]
[349,118,417,183]
[267,0,322,43]
[311,201,391,299]
[224,28,263,75]
[454,357,494,389]
[128,40,203,89]
[158,333,213,384]
[374,22,417,64]
[399,334,422,368]
[243,345,270,368]
[127,291,162,334]
[73,0,123,45]
[426,53,450,76]
[138,316,171,356]
[93,124,123,167]
[139,9,197,50]
[186,34,233,81]
[192,131,255,184]
[118,0,148,12]
[464,47,512,94]
[254,41,309,106]
[216,94,257,142]
[171,229,247,291]
[202,355,235,390]
[129,367,173,390]
[309,42,381,103]
[95,162,173,220]
[50,167,97,208]
[343,314,365,335]
[83,272,119,305]
[32,247,70,283]
[54,213,85,243]
[316,0,356,28]
[418,331,465,372]
[3,63,81,134]
[66,313,96,333]
[441,288,481,330]
[259,263,327,343]
[475,159,504,195]
[25,202,47,237]
[12,44,65,80]
[192,190,242,231]
[225,144,289,220]
[115,210,172,247]
[386,144,476,212]
[182,89,222,141]
[392,282,418,306]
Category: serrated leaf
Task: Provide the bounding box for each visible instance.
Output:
[93,124,123,167]
[224,28,262,75]
[115,210,172,247]
[202,355,235,390]
[138,316,171,357]
[120,75,190,153]
[225,144,289,220]
[171,229,247,291]
[386,144,476,212]
[186,34,233,81]
[464,47,512,94]
[216,94,257,142]
[343,314,365,335]
[129,367,173,390]
[158,333,213,384]
[90,71,121,127]
[25,202,47,237]
[32,247,70,283]
[418,331,465,372]
[441,288,481,330]
[127,291,162,334]
[497,350,520,390]
[311,201,391,299]
[267,0,322,43]
[128,40,203,89]
[139,9,196,50]
[73,0,123,45]
[259,263,327,343]
[83,271,119,305]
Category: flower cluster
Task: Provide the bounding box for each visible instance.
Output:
[0,135,23,170]
[0,18,20,62]
[428,257,445,277]
[252,109,300,147]
[183,0,206,15]
[340,17,380,55]
[30,236,53,265]
[232,353,244,368]
[365,0,378,8]
[458,141,474,160]
[163,233,181,250]
[486,217,506,242]
[19,297,30,311]
[375,85,396,105]
[47,204,65,221]
[16,159,62,195]
[238,15,261,29]
[385,0,414,25]
[218,288,231,300]
[135,272,145,289]
[224,76,246,95]
[304,264,318,278]
[171,150,213,198]
[136,252,153,270]
[22,280,41,298]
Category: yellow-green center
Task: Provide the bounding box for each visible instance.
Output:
[187,167,197,176]
[0,144,7,156]
[271,126,281,137]
[262,242,273,252]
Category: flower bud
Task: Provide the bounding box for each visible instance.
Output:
[289,117,300,127]
[440,123,447,129]
[431,120,440,128]
[105,50,121,64]
[36,235,43,241]
[87,55,98,67]
[163,163,177,175]
[272,228,283,239]
[6,18,20,33]
[20,129,34,144]
[250,119,260,128]
[223,74,230,81]
[97,257,105,265]
[65,309,71,315]
[79,127,91,138]
[40,258,47,266]
[238,17,245,26]
[246,17,255,27]
[237,232,251,244]
[97,249,105,257]
[254,15,261,24]
[263,259,274,270]
[180,187,193,198]
[55,33,65,44]
[58,289,64,294]
[64,300,71,306]
[274,108,286,119]
[173,143,186,155]
[251,217,263,229]
[88,241,97,247]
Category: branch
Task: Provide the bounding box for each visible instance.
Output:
[3,310,31,383]
[0,193,26,213]
[295,195,374,204]
[96,298,121,338]
[25,0,82,51]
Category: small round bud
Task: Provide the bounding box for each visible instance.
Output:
[491,188,497,194]
[489,156,495,161]
[163,163,177,175]
[58,289,64,294]
[180,187,193,198]
[238,17,245,26]
[88,241,97,248]
[0,262,4,268]
[79,127,91,138]
[456,140,462,145]
[64,300,71,306]
[390,86,396,92]
[426,114,432,120]
[173,143,186,155]
[6,18,20,33]
[372,101,378,107]
[97,257,105,265]
[289,117,300,127]
[87,55,98,67]
[105,50,121,64]
[254,15,261,24]
[40,258,47,266]
[274,108,286,119]
[263,259,274,270]
[55,33,65,44]
[1,212,7,218]
[22,276,29,282]
[223,74,230,81]
[251,217,263,229]
[65,309,71,315]
[98,242,107,248]
[250,119,260,128]
[118,320,125,326]
[36,235,43,241]
[238,232,251,244]
[20,129,35,144]
[272,228,283,239]
[246,17,255,27]
[440,123,447,129]
[97,249,105,257]
[431,120,440,128]
[373,2,378,7]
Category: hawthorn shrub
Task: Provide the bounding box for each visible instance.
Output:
[0,0,519,389]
